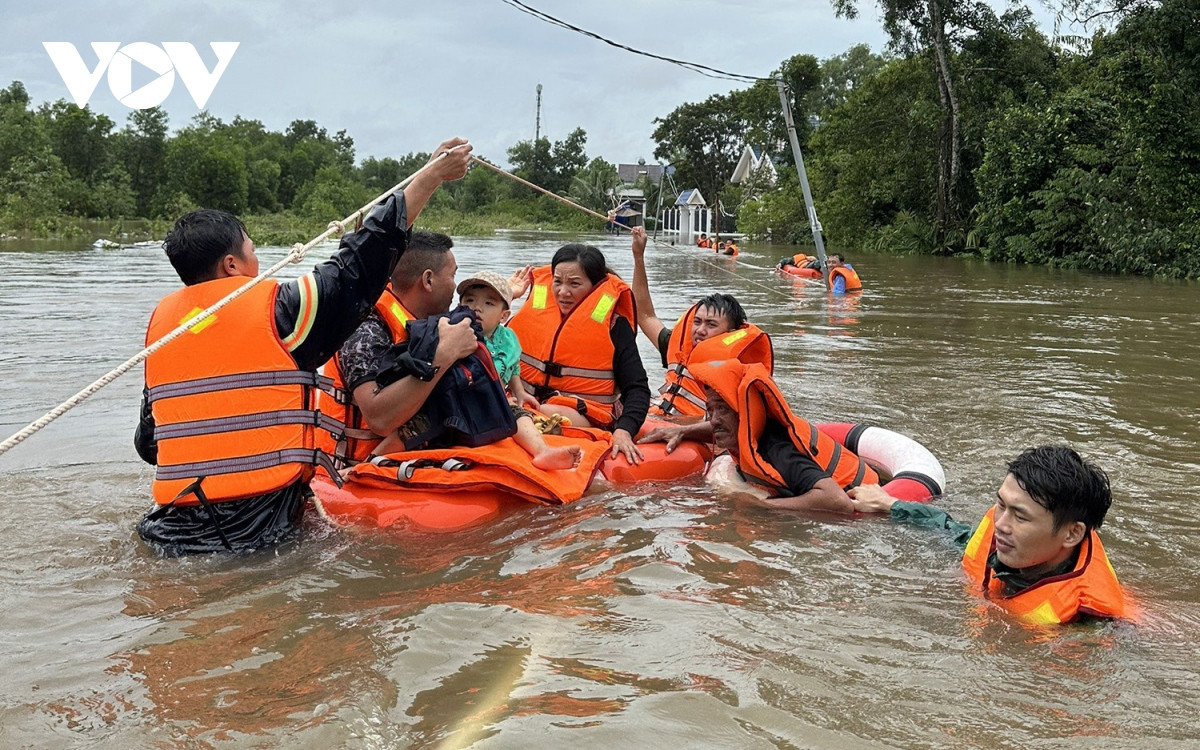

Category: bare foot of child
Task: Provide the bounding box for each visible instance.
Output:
[531,444,582,470]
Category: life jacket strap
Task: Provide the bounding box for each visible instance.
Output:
[520,353,613,380]
[656,380,706,410]
[170,477,234,552]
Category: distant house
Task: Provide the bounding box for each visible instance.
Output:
[613,159,666,227]
[730,145,777,187]
[617,160,665,186]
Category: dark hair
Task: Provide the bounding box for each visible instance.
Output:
[392,229,454,289]
[551,243,613,284]
[828,253,846,263]
[163,209,248,285]
[695,293,746,329]
[1007,446,1112,531]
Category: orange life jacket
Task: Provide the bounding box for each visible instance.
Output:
[697,238,712,249]
[830,266,862,292]
[687,360,879,492]
[316,286,413,468]
[144,277,338,506]
[652,304,774,418]
[509,266,636,429]
[723,243,739,257]
[346,431,611,506]
[792,253,816,266]
[962,507,1130,625]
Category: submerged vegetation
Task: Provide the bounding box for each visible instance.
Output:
[1,0,1196,276]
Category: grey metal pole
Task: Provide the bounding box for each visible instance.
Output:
[776,79,828,285]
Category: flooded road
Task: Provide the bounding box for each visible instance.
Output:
[1,231,1197,747]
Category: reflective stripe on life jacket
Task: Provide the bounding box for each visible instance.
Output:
[508,265,636,429]
[652,304,774,418]
[961,507,1130,624]
[316,286,413,469]
[830,266,862,292]
[688,360,879,493]
[145,277,338,505]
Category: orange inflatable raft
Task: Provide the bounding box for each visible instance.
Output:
[779,263,821,280]
[313,421,712,531]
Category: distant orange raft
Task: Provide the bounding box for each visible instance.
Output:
[779,263,821,280]
[312,422,712,531]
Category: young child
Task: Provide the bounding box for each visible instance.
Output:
[456,272,581,470]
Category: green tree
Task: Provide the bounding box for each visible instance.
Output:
[163,114,249,214]
[507,128,589,195]
[295,164,371,222]
[807,44,889,121]
[0,81,50,176]
[569,157,621,212]
[37,100,115,187]
[0,147,69,231]
[279,119,356,209]
[809,55,940,249]
[112,107,169,217]
[975,0,1200,276]
[652,94,742,210]
[832,0,996,231]
[92,164,137,218]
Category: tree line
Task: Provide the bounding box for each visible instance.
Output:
[0,83,627,243]
[654,0,1199,277]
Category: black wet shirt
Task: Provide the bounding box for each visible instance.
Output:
[755,420,829,496]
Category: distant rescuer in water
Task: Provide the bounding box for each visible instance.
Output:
[133,138,472,556]
[850,445,1132,625]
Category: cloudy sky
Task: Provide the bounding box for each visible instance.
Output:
[4,0,1067,169]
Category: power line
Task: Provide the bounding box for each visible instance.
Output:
[498,0,776,84]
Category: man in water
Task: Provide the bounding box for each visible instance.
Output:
[134,139,472,556]
[850,445,1131,625]
[689,359,879,514]
[826,254,862,294]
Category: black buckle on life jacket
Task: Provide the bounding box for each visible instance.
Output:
[544,362,564,378]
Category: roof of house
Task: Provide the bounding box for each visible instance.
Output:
[618,162,665,185]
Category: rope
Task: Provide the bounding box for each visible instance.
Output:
[468,156,824,294]
[0,147,467,460]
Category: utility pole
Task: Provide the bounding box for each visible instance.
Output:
[535,83,543,142]
[776,79,829,286]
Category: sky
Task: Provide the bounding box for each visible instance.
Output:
[2,0,1071,170]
